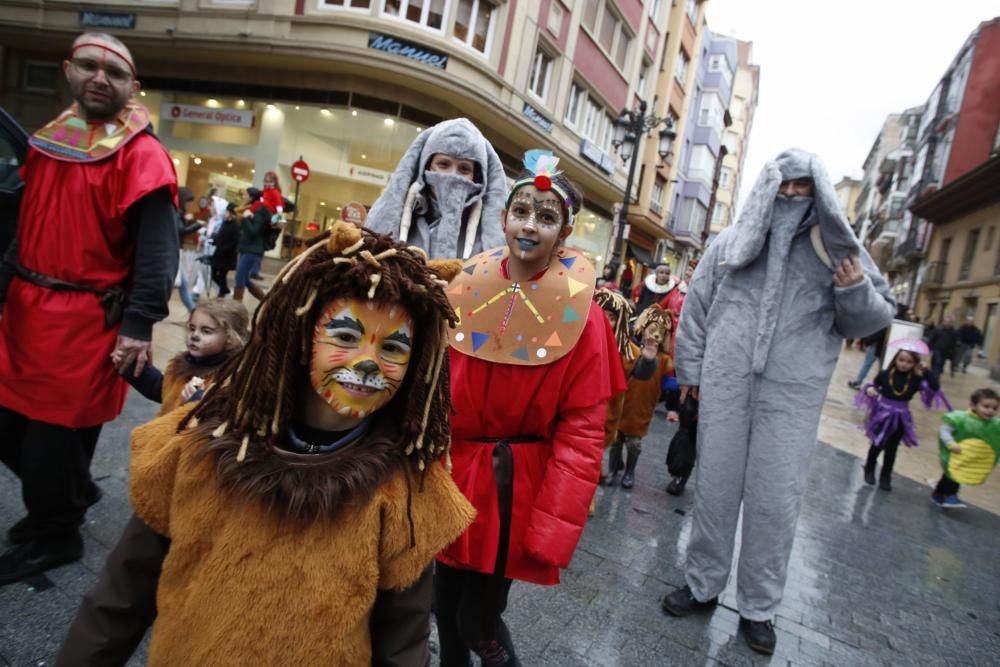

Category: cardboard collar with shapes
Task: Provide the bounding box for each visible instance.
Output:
[30,102,151,163]
[447,246,596,366]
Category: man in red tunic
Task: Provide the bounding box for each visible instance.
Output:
[0,32,178,585]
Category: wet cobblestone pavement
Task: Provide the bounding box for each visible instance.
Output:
[2,351,1000,665]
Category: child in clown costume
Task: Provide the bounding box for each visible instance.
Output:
[56,223,475,666]
[436,151,624,666]
[932,387,1000,509]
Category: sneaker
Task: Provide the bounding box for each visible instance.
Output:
[661,585,718,617]
[0,535,83,586]
[739,617,776,655]
[666,477,687,496]
[941,495,966,509]
[930,493,945,506]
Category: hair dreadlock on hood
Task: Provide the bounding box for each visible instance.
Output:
[594,288,635,361]
[179,222,461,520]
[634,304,674,354]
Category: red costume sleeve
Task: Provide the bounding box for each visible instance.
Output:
[262,187,284,214]
[116,133,178,216]
[521,304,612,568]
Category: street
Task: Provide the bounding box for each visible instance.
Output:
[1,304,999,666]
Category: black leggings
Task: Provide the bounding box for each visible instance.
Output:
[933,475,960,496]
[0,406,102,542]
[211,267,230,297]
[865,430,903,480]
[434,562,520,667]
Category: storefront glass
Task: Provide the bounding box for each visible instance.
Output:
[568,206,613,273]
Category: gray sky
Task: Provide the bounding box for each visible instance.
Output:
[705,0,999,214]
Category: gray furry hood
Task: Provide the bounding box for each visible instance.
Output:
[725,148,860,270]
[365,118,507,259]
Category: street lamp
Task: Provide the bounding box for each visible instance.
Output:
[610,99,677,269]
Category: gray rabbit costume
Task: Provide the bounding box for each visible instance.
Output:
[365,118,506,259]
[674,148,895,620]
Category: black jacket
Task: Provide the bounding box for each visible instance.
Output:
[210,219,240,271]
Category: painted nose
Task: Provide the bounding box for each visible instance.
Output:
[354,359,380,378]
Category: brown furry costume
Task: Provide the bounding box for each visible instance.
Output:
[618,306,674,437]
[158,352,222,415]
[128,407,473,666]
[56,223,475,666]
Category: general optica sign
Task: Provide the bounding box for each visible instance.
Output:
[162,103,256,128]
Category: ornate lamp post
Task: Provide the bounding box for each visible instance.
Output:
[610,99,677,268]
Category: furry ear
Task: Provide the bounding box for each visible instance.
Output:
[327,221,363,255]
[427,259,463,283]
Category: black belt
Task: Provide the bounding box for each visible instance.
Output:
[12,261,125,329]
[470,435,543,636]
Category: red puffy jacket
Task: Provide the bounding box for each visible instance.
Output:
[438,302,622,585]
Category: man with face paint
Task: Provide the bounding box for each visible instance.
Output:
[437,151,625,666]
[661,149,895,654]
[0,32,178,585]
[366,118,507,260]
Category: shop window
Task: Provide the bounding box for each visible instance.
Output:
[383,0,446,31]
[23,62,59,92]
[322,0,371,8]
[454,0,495,53]
[528,45,554,103]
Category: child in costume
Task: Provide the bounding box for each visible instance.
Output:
[932,388,1000,509]
[855,340,946,491]
[112,299,249,415]
[249,170,284,218]
[436,151,624,666]
[607,304,675,489]
[56,223,475,666]
[365,118,507,259]
[594,288,634,485]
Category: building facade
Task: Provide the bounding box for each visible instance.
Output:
[711,37,757,240]
[0,0,700,270]
[834,176,862,226]
[909,16,1000,367]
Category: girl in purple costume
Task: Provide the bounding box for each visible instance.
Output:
[855,348,950,491]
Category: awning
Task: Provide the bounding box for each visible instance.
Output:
[627,242,654,267]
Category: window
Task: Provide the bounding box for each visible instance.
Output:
[322,0,371,8]
[686,0,698,22]
[566,82,615,153]
[711,203,726,226]
[581,1,633,72]
[708,53,733,88]
[648,0,662,20]
[565,83,584,127]
[636,61,651,100]
[454,0,495,53]
[719,167,732,189]
[678,197,707,234]
[697,92,724,130]
[581,0,600,31]
[23,62,59,92]
[651,177,666,214]
[382,0,445,30]
[528,46,554,102]
[688,145,715,184]
[959,229,980,281]
[547,1,563,37]
[986,226,995,253]
[674,50,690,85]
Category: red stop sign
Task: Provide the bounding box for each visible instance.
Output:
[291,160,310,183]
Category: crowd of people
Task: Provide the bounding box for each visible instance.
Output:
[1,31,999,666]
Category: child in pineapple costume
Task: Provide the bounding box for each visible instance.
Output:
[932,387,1000,509]
[607,305,675,489]
[56,223,475,666]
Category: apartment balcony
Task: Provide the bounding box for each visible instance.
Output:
[923,261,948,286]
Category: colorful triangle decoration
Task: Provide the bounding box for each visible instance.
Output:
[567,277,587,297]
[462,264,476,275]
[559,257,576,269]
[545,331,563,347]
[65,117,88,129]
[562,305,580,323]
[491,248,505,257]
[511,345,529,361]
[471,331,490,352]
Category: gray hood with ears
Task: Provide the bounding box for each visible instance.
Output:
[365,118,507,259]
[725,148,862,271]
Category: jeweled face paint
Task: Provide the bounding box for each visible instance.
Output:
[310,298,413,419]
[504,187,566,261]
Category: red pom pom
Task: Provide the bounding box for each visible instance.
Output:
[534,174,552,190]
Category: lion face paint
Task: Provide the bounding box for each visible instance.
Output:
[310,298,413,419]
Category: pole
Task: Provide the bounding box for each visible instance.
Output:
[285,154,303,259]
[612,135,641,269]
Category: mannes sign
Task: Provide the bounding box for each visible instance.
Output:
[367,33,448,70]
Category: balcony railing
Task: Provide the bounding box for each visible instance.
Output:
[923,261,948,286]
